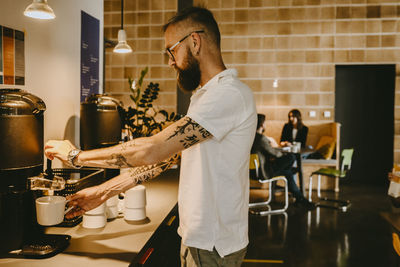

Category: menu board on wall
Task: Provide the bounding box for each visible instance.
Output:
[0,25,25,85]
[14,30,25,85]
[80,11,100,102]
[0,26,2,84]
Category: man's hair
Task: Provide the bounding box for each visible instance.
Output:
[162,6,221,48]
[257,114,266,130]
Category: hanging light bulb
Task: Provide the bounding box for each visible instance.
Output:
[24,0,56,20]
[113,0,132,54]
[114,29,132,53]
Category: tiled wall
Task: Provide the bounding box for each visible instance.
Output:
[104,0,177,110]
[104,0,400,162]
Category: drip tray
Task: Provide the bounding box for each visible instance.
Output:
[21,234,71,259]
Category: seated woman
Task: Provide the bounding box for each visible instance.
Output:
[280,109,308,148]
[251,114,314,209]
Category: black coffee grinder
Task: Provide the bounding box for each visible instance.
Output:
[0,89,70,258]
[80,94,123,180]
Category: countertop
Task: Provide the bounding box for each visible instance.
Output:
[0,169,179,267]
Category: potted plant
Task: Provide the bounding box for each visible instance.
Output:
[120,67,181,140]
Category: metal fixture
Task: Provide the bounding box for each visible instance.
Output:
[24,0,56,20]
[114,0,132,53]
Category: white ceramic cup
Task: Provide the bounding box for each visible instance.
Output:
[82,214,107,228]
[105,195,119,219]
[106,205,119,219]
[35,195,66,226]
[292,142,301,153]
[85,202,106,215]
[124,207,146,221]
[124,185,146,209]
[106,195,119,207]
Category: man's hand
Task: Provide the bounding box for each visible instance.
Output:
[65,185,106,219]
[280,141,292,147]
[44,140,76,163]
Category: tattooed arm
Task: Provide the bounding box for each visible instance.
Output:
[45,116,212,169]
[65,154,181,219]
[57,117,212,218]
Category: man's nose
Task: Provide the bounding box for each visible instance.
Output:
[168,57,175,67]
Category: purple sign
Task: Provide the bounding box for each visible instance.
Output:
[80,11,99,102]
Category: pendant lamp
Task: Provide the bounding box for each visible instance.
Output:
[24,0,56,20]
[114,0,132,53]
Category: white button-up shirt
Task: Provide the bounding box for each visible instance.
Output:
[178,68,257,257]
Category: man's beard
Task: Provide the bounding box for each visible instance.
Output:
[175,49,201,92]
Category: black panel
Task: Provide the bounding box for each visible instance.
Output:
[335,65,395,184]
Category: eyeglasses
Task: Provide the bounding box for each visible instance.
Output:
[165,30,204,62]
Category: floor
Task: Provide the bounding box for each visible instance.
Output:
[131,180,399,267]
[245,181,399,267]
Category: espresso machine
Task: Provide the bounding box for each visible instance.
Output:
[80,94,123,179]
[0,89,109,259]
[0,88,71,258]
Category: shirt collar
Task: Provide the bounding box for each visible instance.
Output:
[196,68,238,93]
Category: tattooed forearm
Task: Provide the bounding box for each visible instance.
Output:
[100,155,180,199]
[106,154,133,168]
[167,117,210,141]
[181,135,200,148]
[128,154,180,184]
[199,128,212,139]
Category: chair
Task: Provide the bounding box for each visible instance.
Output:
[249,153,289,215]
[308,148,354,211]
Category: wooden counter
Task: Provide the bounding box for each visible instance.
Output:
[0,169,179,267]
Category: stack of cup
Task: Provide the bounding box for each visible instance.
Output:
[106,195,119,220]
[124,185,147,221]
[82,203,106,228]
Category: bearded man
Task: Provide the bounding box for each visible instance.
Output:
[45,6,256,267]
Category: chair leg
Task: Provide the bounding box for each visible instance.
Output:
[250,176,288,215]
[249,178,275,208]
[317,174,322,198]
[308,174,350,211]
[317,198,351,211]
[313,174,351,211]
[308,175,313,202]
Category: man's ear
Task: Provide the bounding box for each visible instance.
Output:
[190,32,201,55]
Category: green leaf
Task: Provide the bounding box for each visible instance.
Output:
[138,67,148,88]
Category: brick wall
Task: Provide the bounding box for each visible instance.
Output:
[104,0,400,162]
[104,0,177,111]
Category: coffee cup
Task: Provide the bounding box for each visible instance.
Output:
[124,185,147,221]
[83,203,107,228]
[82,214,107,228]
[36,195,66,226]
[125,185,146,209]
[292,142,301,153]
[85,203,106,215]
[124,207,146,221]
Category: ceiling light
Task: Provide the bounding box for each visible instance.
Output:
[113,0,132,54]
[114,29,132,53]
[24,0,56,20]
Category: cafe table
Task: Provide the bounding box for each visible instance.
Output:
[281,146,314,196]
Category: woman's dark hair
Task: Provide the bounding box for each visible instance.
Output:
[162,6,221,48]
[288,109,304,129]
[257,113,266,130]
